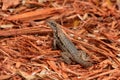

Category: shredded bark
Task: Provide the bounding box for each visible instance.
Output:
[0,0,120,80]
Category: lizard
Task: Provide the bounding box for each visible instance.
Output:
[46,20,93,68]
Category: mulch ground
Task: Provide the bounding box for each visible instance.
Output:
[0,0,120,80]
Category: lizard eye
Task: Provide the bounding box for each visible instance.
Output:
[49,21,56,26]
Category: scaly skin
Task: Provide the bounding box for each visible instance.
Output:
[46,20,93,68]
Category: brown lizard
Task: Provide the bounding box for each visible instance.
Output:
[46,20,93,68]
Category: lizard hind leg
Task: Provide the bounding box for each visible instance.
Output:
[61,52,72,64]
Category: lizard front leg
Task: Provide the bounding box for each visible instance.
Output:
[52,33,57,50]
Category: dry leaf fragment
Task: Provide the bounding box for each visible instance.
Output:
[17,70,36,80]
[0,24,14,29]
[36,69,48,78]
[36,69,59,79]
[73,20,80,29]
[83,13,89,20]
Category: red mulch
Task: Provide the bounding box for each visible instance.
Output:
[0,0,120,80]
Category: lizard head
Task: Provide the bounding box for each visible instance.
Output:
[46,19,58,32]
